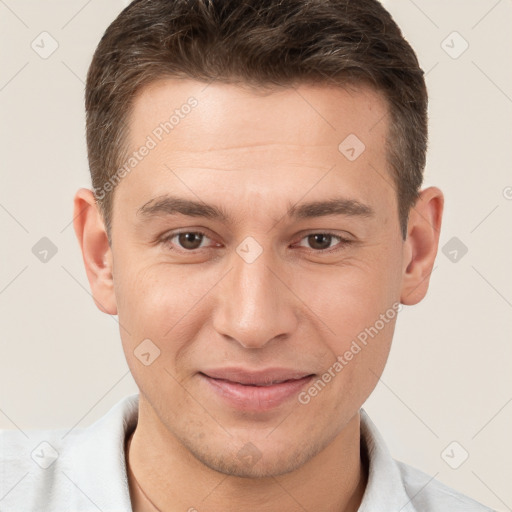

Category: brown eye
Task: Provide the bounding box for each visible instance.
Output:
[296,232,353,253]
[161,231,211,251]
[307,234,333,250]
[177,232,205,250]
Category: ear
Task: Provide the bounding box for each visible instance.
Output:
[400,186,444,306]
[73,188,117,315]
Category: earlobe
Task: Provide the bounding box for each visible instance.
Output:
[400,187,444,306]
[72,188,117,315]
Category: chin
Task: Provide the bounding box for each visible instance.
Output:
[183,431,329,479]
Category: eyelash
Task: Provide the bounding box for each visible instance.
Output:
[159,230,353,254]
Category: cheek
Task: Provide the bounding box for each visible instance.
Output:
[113,259,217,370]
[298,301,398,420]
[292,250,401,398]
[293,251,402,341]
[112,263,198,403]
[115,259,200,331]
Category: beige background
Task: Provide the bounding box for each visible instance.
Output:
[1,1,511,510]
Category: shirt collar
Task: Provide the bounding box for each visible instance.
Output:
[63,393,139,510]
[358,408,418,512]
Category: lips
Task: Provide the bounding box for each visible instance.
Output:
[201,367,313,385]
[199,368,315,411]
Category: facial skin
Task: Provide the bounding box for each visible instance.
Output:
[74,79,443,512]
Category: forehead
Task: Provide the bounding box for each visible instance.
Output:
[128,78,389,154]
[115,78,393,223]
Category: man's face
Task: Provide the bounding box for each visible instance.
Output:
[110,79,406,477]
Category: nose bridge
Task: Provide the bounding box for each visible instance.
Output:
[212,240,297,348]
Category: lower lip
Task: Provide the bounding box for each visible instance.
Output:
[200,373,314,412]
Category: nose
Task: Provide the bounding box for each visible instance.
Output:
[211,245,298,349]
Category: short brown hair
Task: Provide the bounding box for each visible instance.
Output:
[86,0,427,242]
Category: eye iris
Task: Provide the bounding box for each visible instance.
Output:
[308,234,332,250]
[178,232,203,250]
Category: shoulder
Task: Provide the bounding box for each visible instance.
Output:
[358,408,495,512]
[396,460,496,512]
[0,424,67,510]
[0,393,139,511]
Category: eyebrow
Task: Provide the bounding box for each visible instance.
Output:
[137,195,374,222]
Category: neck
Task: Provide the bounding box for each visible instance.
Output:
[126,399,367,512]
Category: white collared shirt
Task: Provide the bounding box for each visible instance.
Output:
[0,393,494,511]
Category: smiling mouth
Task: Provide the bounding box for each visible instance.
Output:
[203,375,312,386]
[199,370,315,411]
[200,367,314,384]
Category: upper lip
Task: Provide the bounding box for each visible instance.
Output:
[201,368,314,386]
